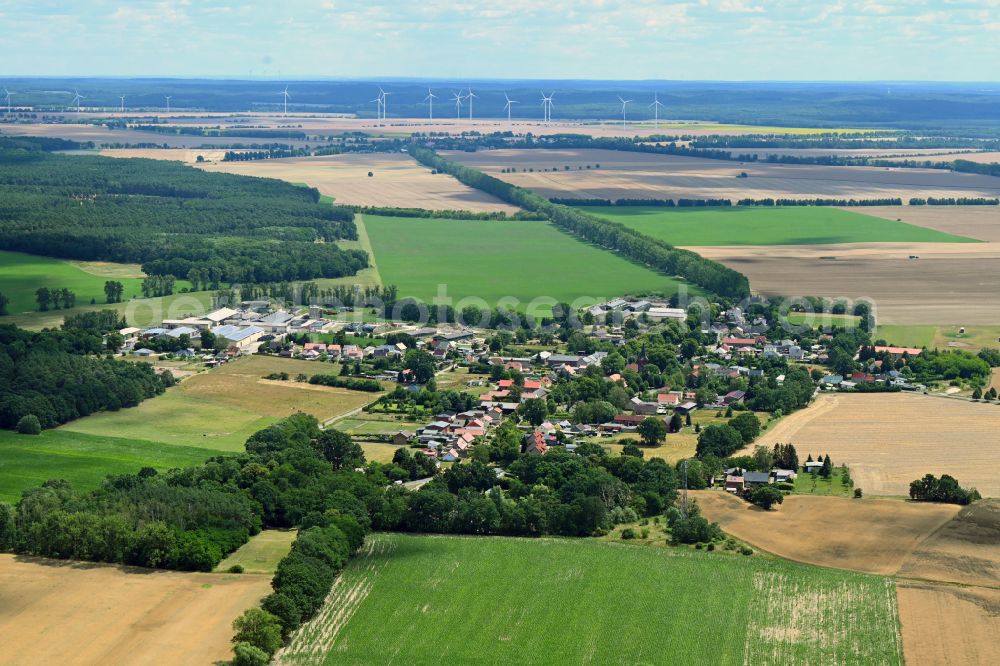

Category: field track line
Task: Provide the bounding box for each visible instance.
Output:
[354,214,384,287]
[275,535,394,665]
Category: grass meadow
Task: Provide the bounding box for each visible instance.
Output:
[362,214,688,312]
[582,206,976,246]
[60,355,383,452]
[215,530,297,574]
[0,429,211,503]
[0,250,152,316]
[876,324,1000,352]
[277,533,903,666]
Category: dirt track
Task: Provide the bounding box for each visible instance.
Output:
[0,554,271,665]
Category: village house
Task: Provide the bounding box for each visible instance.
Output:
[872,345,924,360]
[522,432,547,456]
[629,396,659,415]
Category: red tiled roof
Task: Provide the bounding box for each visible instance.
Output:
[874,345,923,356]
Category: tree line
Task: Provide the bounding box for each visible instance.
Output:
[408,147,750,299]
[0,142,368,284]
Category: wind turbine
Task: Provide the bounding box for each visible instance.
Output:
[119,95,126,113]
[278,85,290,117]
[370,93,383,120]
[380,88,392,120]
[424,88,438,119]
[648,93,664,130]
[451,90,465,119]
[466,87,477,120]
[3,88,15,114]
[71,89,85,113]
[617,95,632,129]
[540,91,554,123]
[503,93,518,121]
[165,95,171,114]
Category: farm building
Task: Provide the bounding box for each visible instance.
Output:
[211,324,264,350]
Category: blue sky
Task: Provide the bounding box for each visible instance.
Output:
[1,0,997,80]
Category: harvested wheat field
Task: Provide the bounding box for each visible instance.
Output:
[691,491,958,574]
[444,148,1000,203]
[896,583,1000,666]
[0,554,271,665]
[705,148,968,160]
[100,147,238,163]
[897,499,1000,589]
[856,205,1000,242]
[746,393,1000,497]
[697,242,1000,325]
[198,153,517,213]
[885,151,1000,165]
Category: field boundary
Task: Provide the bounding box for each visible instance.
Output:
[354,214,383,287]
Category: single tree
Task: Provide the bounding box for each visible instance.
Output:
[316,429,365,470]
[0,291,9,316]
[35,287,51,311]
[638,417,668,446]
[749,485,784,510]
[518,398,548,426]
[668,413,683,433]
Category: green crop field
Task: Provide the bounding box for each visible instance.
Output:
[0,429,212,503]
[363,214,689,312]
[583,206,976,246]
[278,533,902,665]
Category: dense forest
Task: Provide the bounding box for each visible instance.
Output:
[409,147,750,299]
[0,318,175,430]
[0,139,368,283]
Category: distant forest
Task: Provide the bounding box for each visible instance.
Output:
[0,138,368,283]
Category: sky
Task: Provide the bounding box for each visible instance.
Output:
[1,0,997,81]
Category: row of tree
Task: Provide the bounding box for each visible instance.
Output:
[909,474,981,505]
[34,287,76,311]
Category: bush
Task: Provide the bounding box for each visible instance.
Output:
[740,546,753,556]
[620,527,636,540]
[854,488,863,499]
[228,564,245,574]
[707,542,715,551]
[231,608,283,657]
[16,414,42,435]
[232,641,270,666]
[671,515,721,544]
